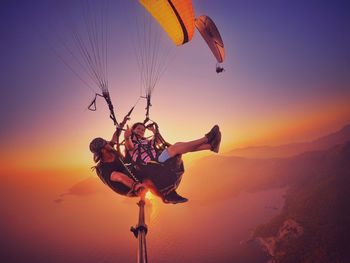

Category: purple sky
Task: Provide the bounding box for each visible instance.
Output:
[2,0,350,157]
[2,1,350,262]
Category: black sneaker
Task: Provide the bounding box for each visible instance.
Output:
[163,191,188,204]
[210,131,221,153]
[205,125,219,143]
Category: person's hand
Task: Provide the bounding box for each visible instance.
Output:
[124,125,132,139]
[127,182,147,197]
[147,124,157,134]
[134,182,147,196]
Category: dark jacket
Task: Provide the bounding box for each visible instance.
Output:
[95,152,137,196]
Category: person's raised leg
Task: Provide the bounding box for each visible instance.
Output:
[192,143,211,151]
[163,125,221,158]
[167,131,221,157]
[167,137,208,157]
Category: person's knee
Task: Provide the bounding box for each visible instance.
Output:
[172,142,185,150]
[166,146,175,157]
[168,143,182,156]
[110,171,124,182]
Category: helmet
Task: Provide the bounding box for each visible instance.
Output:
[89,137,107,162]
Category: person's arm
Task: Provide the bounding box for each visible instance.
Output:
[110,171,145,196]
[110,171,135,188]
[124,125,134,151]
[110,129,118,145]
[147,124,161,144]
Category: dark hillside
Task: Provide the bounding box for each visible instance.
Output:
[253,142,350,263]
[227,124,350,159]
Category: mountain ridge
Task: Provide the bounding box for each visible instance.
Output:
[226,124,350,159]
[252,141,350,262]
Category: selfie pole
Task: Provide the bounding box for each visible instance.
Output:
[130,193,148,263]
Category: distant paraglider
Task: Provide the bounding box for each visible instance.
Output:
[139,0,225,73]
[195,15,225,73]
[216,64,225,73]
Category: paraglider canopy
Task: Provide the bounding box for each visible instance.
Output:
[139,0,195,45]
[195,15,225,66]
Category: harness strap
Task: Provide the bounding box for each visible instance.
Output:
[87,93,104,111]
[144,94,152,123]
[118,156,139,183]
[131,134,157,165]
[102,91,118,126]
[116,106,135,153]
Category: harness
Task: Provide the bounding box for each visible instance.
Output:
[131,134,157,165]
[90,91,183,196]
[95,150,140,184]
[129,121,173,165]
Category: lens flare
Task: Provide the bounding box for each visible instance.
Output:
[145,190,154,200]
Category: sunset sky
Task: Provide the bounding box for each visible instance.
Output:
[2,0,350,172]
[1,1,350,261]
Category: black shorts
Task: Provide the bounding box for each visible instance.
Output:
[135,156,185,195]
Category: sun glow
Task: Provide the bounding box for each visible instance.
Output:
[145,190,154,200]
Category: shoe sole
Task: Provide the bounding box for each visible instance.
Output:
[212,131,221,153]
[206,125,219,143]
[170,199,188,204]
[164,198,189,204]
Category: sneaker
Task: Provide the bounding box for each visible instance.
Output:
[163,191,188,204]
[205,125,219,143]
[210,131,221,153]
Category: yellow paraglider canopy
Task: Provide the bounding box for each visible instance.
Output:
[139,0,195,46]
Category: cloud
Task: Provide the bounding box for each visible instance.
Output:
[54,177,106,203]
